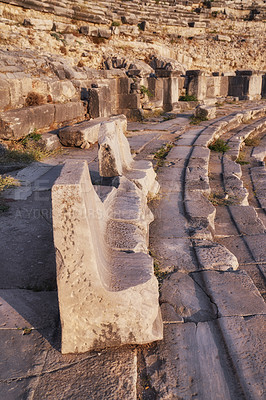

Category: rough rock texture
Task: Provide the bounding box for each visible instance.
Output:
[98,115,160,196]
[52,160,163,354]
[58,117,104,148]
[195,105,216,120]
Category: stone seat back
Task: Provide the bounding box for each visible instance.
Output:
[52,159,162,354]
[98,115,160,196]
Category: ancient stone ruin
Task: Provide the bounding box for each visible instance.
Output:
[0,0,265,398]
[52,117,162,354]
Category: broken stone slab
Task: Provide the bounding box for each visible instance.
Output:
[192,270,266,318]
[195,105,216,120]
[160,272,217,323]
[98,115,159,197]
[185,165,210,194]
[222,154,242,178]
[218,315,266,400]
[144,321,244,400]
[220,113,244,132]
[23,18,53,31]
[251,144,266,162]
[125,160,160,197]
[39,132,61,151]
[149,55,185,74]
[193,239,239,271]
[54,101,86,124]
[3,162,56,200]
[149,193,188,239]
[34,346,138,400]
[229,205,266,235]
[52,160,163,353]
[149,237,197,273]
[223,175,249,206]
[166,145,191,161]
[185,191,216,231]
[0,327,138,400]
[58,117,106,148]
[250,166,266,208]
[0,104,55,140]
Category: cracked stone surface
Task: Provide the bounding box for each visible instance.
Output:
[149,237,197,272]
[218,315,266,400]
[144,321,245,400]
[0,328,137,400]
[1,103,266,398]
[193,239,239,271]
[192,270,266,317]
[160,272,217,323]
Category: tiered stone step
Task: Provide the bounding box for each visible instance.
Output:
[142,103,266,399]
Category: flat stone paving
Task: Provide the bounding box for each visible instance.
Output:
[0,101,265,399]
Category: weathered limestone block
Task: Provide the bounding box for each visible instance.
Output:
[195,105,216,120]
[147,77,164,109]
[214,34,231,42]
[149,55,185,74]
[0,79,10,110]
[98,115,159,196]
[185,166,210,194]
[98,117,132,176]
[228,71,262,100]
[9,77,33,109]
[98,28,111,39]
[58,118,105,148]
[186,70,207,101]
[185,191,216,231]
[193,239,239,271]
[160,272,216,323]
[88,85,112,118]
[118,93,140,110]
[0,104,55,140]
[48,80,77,103]
[223,155,242,179]
[223,122,264,205]
[121,14,138,25]
[205,76,228,98]
[54,101,86,124]
[194,270,266,317]
[39,132,61,151]
[52,160,163,354]
[23,18,53,31]
[158,74,179,112]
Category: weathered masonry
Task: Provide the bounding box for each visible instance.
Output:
[52,116,163,353]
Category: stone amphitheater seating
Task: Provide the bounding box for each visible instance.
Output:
[98,115,160,197]
[52,159,163,354]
